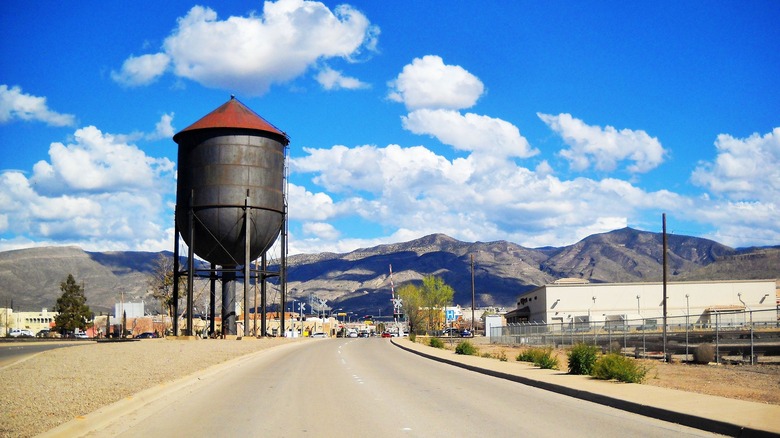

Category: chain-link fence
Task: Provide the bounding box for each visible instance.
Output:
[490,308,780,364]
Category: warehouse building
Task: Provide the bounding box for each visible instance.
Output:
[506,279,778,329]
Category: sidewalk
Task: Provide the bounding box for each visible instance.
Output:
[391,338,780,437]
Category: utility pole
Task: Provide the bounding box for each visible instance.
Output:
[662,213,668,361]
[471,254,475,332]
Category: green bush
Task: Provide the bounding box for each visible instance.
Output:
[568,343,599,375]
[496,350,508,362]
[591,353,648,383]
[429,337,445,349]
[408,333,416,343]
[516,347,559,370]
[455,340,479,356]
[515,349,535,362]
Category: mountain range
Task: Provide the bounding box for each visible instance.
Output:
[1,228,778,316]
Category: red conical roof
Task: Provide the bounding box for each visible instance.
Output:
[173,96,288,144]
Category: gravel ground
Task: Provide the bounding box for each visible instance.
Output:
[463,336,780,405]
[0,338,295,438]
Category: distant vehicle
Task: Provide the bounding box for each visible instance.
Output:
[603,324,629,332]
[381,332,392,338]
[441,328,472,338]
[441,328,459,337]
[636,319,658,331]
[36,329,52,338]
[135,332,157,339]
[311,332,326,338]
[347,330,358,338]
[74,332,89,339]
[9,328,34,338]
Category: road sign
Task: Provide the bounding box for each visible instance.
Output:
[445,309,455,322]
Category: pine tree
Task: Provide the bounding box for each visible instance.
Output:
[53,274,92,335]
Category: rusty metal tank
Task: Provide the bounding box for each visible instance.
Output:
[173,96,288,266]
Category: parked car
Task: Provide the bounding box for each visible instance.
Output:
[135,332,157,339]
[440,328,459,337]
[9,328,34,338]
[310,332,326,338]
[441,328,472,338]
[636,319,658,331]
[381,332,392,338]
[74,332,90,339]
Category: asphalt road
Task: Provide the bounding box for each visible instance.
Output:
[83,338,717,437]
[0,341,86,368]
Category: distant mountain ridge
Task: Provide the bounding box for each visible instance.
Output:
[1,228,778,315]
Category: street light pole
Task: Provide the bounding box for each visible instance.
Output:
[291,298,296,337]
[685,294,690,362]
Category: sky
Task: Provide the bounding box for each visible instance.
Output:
[1,1,779,257]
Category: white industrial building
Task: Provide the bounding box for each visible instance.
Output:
[506,279,778,328]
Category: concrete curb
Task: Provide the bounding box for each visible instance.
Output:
[391,338,777,438]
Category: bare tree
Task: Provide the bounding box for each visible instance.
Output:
[147,254,184,316]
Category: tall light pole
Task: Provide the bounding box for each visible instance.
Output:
[662,213,668,361]
[685,294,690,362]
[636,295,641,317]
[588,296,596,344]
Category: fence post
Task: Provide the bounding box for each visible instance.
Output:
[749,310,754,365]
[715,312,720,364]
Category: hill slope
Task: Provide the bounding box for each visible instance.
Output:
[1,228,777,315]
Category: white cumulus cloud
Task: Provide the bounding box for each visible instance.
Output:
[302,222,340,240]
[538,113,666,173]
[289,141,686,252]
[0,121,177,251]
[691,128,780,202]
[387,55,484,110]
[113,1,379,95]
[0,85,76,127]
[147,113,176,140]
[110,53,171,87]
[402,109,538,158]
[29,126,175,195]
[315,65,370,90]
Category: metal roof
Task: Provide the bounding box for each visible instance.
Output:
[173,95,288,144]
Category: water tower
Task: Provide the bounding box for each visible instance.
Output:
[172,96,288,337]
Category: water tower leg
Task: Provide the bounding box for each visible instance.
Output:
[243,196,250,337]
[222,269,237,335]
[261,253,267,337]
[209,264,216,336]
[172,213,180,337]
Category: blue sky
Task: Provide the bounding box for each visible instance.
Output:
[1,1,778,256]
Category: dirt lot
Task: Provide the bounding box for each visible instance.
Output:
[448,337,780,405]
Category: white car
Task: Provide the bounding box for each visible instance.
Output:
[9,329,34,337]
